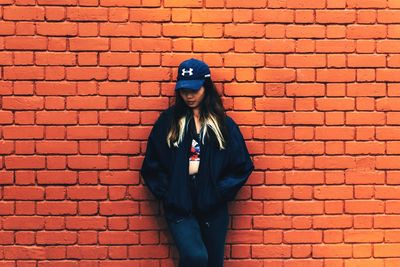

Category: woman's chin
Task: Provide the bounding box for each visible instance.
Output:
[187,102,198,108]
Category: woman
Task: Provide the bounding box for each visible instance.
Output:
[140,58,254,267]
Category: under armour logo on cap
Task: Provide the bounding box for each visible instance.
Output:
[175,58,211,91]
[181,68,193,76]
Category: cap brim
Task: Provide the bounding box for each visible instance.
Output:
[175,79,204,91]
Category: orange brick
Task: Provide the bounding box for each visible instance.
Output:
[227,230,263,243]
[284,230,322,243]
[344,230,384,243]
[285,141,323,155]
[345,200,384,214]
[100,201,139,215]
[265,24,286,38]
[347,83,386,97]
[224,83,264,96]
[69,38,108,51]
[316,156,356,169]
[314,186,353,200]
[163,24,202,37]
[312,244,352,258]
[286,54,326,68]
[164,0,202,7]
[295,10,315,23]
[286,171,325,185]
[254,156,293,170]
[252,244,291,258]
[66,7,108,21]
[374,244,400,257]
[286,25,325,38]
[317,69,356,82]
[345,141,385,154]
[4,156,45,169]
[225,24,265,37]
[4,66,45,80]
[130,67,170,81]
[224,53,264,67]
[253,9,294,23]
[347,0,387,8]
[346,112,385,125]
[347,25,387,39]
[253,126,292,140]
[230,201,263,215]
[287,0,326,8]
[226,0,267,8]
[231,245,251,258]
[233,97,253,111]
[226,111,264,125]
[235,68,255,82]
[67,156,108,169]
[128,97,169,110]
[256,68,296,82]
[255,98,294,111]
[286,83,325,97]
[99,52,139,66]
[100,23,140,37]
[284,201,324,215]
[193,39,234,52]
[348,54,386,67]
[192,9,232,22]
[316,10,356,23]
[66,96,107,110]
[2,96,44,110]
[316,40,355,52]
[37,202,77,216]
[254,216,292,229]
[316,97,354,111]
[4,186,44,200]
[346,259,383,267]
[36,22,77,36]
[129,8,170,22]
[3,6,45,20]
[285,112,324,125]
[131,38,171,51]
[253,186,292,200]
[255,39,296,53]
[377,10,400,23]
[3,216,45,230]
[285,259,323,267]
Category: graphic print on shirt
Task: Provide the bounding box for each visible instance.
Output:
[189,138,200,161]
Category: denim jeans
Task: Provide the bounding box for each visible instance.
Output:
[165,174,229,267]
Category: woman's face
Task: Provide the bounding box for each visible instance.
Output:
[179,86,205,109]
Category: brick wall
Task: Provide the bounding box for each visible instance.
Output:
[1,0,400,266]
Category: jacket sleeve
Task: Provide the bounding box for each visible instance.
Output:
[216,119,254,202]
[140,114,169,201]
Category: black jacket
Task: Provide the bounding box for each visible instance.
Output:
[140,106,254,220]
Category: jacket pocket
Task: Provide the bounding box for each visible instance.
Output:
[197,180,225,213]
[163,203,186,224]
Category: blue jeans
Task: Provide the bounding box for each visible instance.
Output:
[165,174,229,267]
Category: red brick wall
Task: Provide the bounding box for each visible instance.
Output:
[1,0,400,266]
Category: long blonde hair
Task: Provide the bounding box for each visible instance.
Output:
[166,78,228,150]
